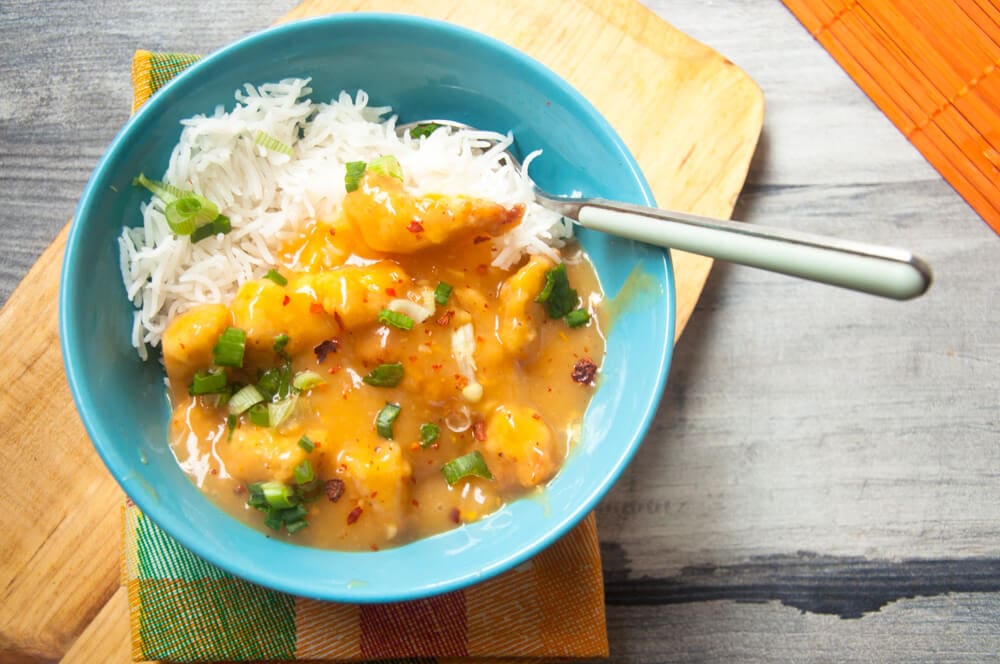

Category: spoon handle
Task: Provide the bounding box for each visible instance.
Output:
[575,201,932,300]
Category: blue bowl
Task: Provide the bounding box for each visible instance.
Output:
[60,14,675,602]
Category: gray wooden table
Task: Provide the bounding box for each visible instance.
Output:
[3,1,999,661]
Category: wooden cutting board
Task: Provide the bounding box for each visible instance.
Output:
[0,0,762,661]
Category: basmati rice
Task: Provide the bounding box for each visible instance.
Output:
[119,79,571,360]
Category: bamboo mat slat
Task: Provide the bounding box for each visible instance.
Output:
[782,0,1000,234]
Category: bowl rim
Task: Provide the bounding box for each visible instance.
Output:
[60,12,676,602]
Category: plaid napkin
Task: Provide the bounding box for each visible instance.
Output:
[123,51,608,663]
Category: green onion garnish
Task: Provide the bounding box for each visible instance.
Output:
[188,368,228,395]
[226,414,238,441]
[442,450,493,485]
[228,384,264,415]
[419,422,440,448]
[434,282,453,306]
[273,333,290,359]
[212,327,247,368]
[165,194,220,236]
[268,395,298,428]
[535,263,579,319]
[293,459,315,485]
[257,364,292,401]
[409,122,442,139]
[377,309,415,331]
[362,362,404,387]
[190,214,231,243]
[292,370,324,391]
[248,403,270,427]
[264,269,287,286]
[254,130,294,156]
[345,160,366,192]
[132,173,186,203]
[367,155,404,181]
[261,481,297,509]
[297,435,314,453]
[565,309,591,328]
[284,518,308,534]
[376,402,401,439]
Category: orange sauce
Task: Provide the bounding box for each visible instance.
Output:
[162,174,605,550]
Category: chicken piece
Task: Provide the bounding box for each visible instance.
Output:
[221,425,310,485]
[336,440,412,539]
[162,304,231,389]
[295,261,411,330]
[342,173,523,254]
[481,404,558,488]
[497,255,555,356]
[229,278,339,365]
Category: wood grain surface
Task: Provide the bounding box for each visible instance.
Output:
[1,0,999,663]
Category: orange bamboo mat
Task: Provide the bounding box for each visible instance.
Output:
[782,0,1000,234]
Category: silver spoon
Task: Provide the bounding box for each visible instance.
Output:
[398,119,932,300]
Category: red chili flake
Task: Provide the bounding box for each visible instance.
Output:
[472,419,487,442]
[233,485,246,495]
[370,544,379,551]
[347,506,363,524]
[532,413,541,420]
[571,358,598,385]
[407,220,425,233]
[310,302,325,314]
[314,339,339,363]
[209,468,218,476]
[431,363,443,371]
[329,228,337,236]
[472,235,490,244]
[476,264,488,275]
[476,335,484,343]
[436,310,455,326]
[282,295,290,307]
[412,499,420,507]
[333,311,345,331]
[449,508,461,524]
[328,364,342,375]
[314,442,322,449]
[370,491,378,498]
[324,479,345,502]
[386,287,397,297]
[408,355,418,363]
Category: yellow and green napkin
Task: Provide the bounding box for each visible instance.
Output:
[122,51,608,663]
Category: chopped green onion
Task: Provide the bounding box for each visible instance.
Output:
[268,395,298,428]
[190,214,231,243]
[165,194,220,236]
[565,309,591,328]
[345,160,366,192]
[263,508,284,531]
[264,269,287,286]
[281,503,309,523]
[284,518,308,534]
[257,364,292,400]
[188,368,228,395]
[378,309,414,331]
[419,422,440,448]
[409,122,442,139]
[213,327,247,368]
[363,362,404,387]
[297,435,314,453]
[367,155,403,181]
[228,384,264,415]
[273,333,290,359]
[293,459,315,485]
[247,483,268,510]
[226,414,238,441]
[376,402,401,439]
[535,263,578,319]
[132,173,186,203]
[442,451,493,485]
[261,481,297,509]
[434,282,453,306]
[254,130,294,156]
[292,370,324,391]
[248,403,270,427]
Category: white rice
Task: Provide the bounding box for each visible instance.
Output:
[119,79,571,360]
